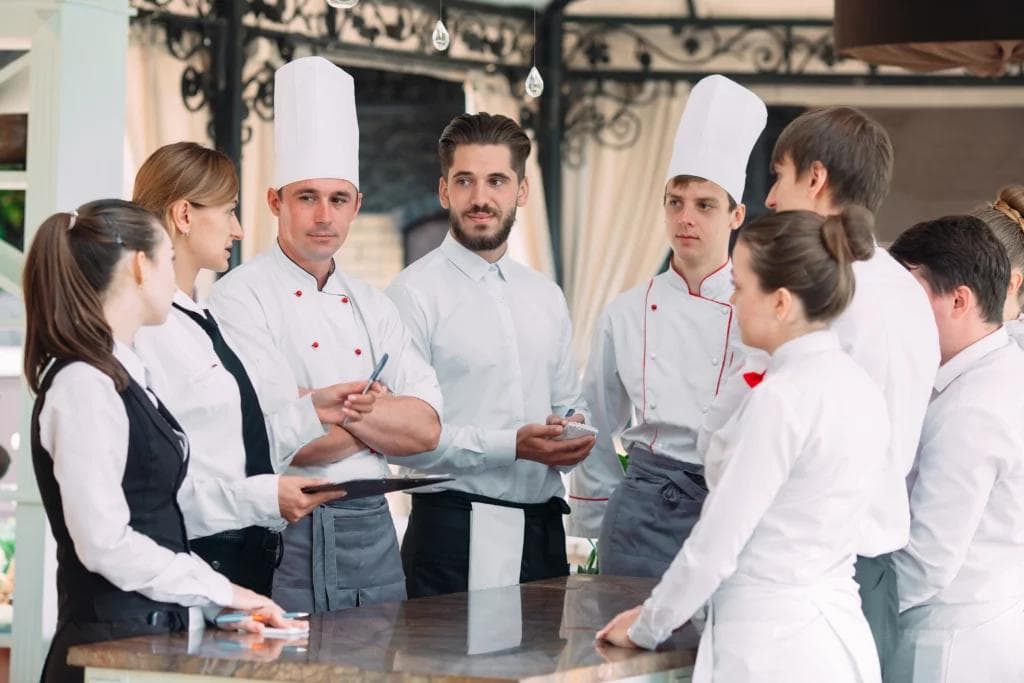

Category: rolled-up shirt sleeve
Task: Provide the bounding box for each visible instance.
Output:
[40,363,234,608]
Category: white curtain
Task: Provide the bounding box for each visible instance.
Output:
[561,81,689,365]
[465,72,555,280]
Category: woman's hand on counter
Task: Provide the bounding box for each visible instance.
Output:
[595,605,642,648]
[221,586,310,633]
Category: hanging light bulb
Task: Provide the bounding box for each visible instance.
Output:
[432,19,451,51]
[326,0,360,8]
[525,65,544,98]
[524,10,544,98]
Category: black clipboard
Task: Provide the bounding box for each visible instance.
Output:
[301,475,454,498]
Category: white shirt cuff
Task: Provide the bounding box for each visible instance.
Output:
[483,428,519,467]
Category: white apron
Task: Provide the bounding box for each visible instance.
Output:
[891,598,1024,682]
[695,578,881,683]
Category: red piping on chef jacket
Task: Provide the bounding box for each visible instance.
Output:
[688,260,733,396]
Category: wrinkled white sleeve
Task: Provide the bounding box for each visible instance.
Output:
[373,289,443,422]
[567,309,629,538]
[176,472,282,538]
[40,364,233,608]
[628,384,799,649]
[386,282,513,473]
[893,406,1006,611]
[549,293,589,475]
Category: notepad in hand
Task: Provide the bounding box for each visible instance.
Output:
[300,475,454,498]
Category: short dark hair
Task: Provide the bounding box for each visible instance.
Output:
[739,206,875,323]
[889,214,1009,325]
[438,113,531,180]
[772,106,893,214]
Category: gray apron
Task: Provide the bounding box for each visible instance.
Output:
[272,495,406,613]
[598,444,708,578]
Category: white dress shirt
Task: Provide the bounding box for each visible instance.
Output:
[894,327,1024,611]
[629,330,888,653]
[385,234,584,504]
[136,290,326,539]
[38,343,234,609]
[1004,314,1024,348]
[702,246,939,557]
[208,242,443,482]
[567,262,743,537]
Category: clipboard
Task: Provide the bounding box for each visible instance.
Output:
[300,475,454,498]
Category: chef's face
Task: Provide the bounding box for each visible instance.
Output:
[730,240,786,353]
[186,198,242,273]
[663,178,743,266]
[440,144,528,253]
[765,155,819,213]
[138,225,177,326]
[269,178,362,266]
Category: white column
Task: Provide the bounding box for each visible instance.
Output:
[9,2,130,681]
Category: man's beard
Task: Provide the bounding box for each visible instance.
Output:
[449,204,516,253]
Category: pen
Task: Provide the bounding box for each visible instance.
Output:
[342,352,389,426]
[564,408,576,418]
[215,611,309,624]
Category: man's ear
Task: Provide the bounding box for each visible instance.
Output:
[729,202,746,231]
[805,160,830,201]
[516,175,530,207]
[949,284,973,320]
[438,176,451,210]
[267,187,282,217]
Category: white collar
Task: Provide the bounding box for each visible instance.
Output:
[934,326,1009,392]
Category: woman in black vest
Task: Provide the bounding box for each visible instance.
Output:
[131,142,376,595]
[23,200,304,683]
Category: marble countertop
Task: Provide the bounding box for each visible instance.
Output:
[68,575,698,681]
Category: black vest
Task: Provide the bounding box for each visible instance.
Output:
[31,359,192,625]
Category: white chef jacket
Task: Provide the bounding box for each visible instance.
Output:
[628,330,888,681]
[208,241,443,482]
[567,261,743,538]
[893,327,1024,611]
[37,342,234,610]
[385,234,585,504]
[701,246,939,558]
[136,290,326,539]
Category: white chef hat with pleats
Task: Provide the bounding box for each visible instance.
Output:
[273,56,360,190]
[665,74,767,203]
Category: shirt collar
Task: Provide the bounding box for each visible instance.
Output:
[113,340,150,390]
[440,232,512,283]
[768,329,840,372]
[934,326,1009,392]
[663,260,732,300]
[271,240,342,292]
[172,289,203,314]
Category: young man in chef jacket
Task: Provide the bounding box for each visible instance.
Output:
[209,56,443,614]
[888,215,1024,683]
[566,75,766,578]
[702,106,940,676]
[386,113,596,597]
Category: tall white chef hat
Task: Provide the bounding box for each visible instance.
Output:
[665,74,767,204]
[273,56,360,190]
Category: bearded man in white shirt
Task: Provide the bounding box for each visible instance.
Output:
[566,75,766,578]
[704,106,941,676]
[210,57,443,614]
[386,112,596,597]
[887,215,1024,683]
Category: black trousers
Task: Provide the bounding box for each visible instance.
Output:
[402,491,570,598]
[43,608,188,683]
[191,526,283,596]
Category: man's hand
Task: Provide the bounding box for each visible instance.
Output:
[277,475,346,523]
[515,423,595,467]
[545,413,586,427]
[595,606,642,648]
[308,381,378,425]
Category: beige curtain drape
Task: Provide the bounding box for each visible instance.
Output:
[465,72,555,280]
[561,81,689,365]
